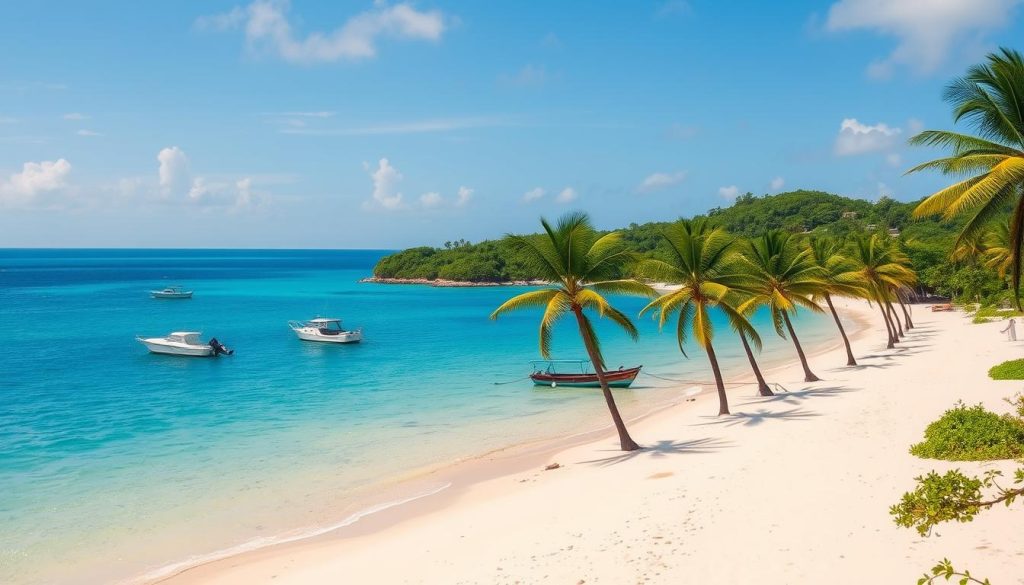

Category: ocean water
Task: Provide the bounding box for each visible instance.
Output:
[0,249,840,585]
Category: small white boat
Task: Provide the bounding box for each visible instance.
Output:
[288,318,363,344]
[150,286,193,299]
[137,331,233,357]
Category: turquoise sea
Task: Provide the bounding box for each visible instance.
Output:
[0,249,840,585]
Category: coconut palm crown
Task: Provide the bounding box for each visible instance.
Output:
[739,230,826,382]
[808,237,867,366]
[839,235,917,349]
[637,219,761,415]
[908,47,1024,307]
[490,211,654,451]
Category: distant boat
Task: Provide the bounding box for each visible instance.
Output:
[529,360,641,388]
[288,318,363,344]
[150,286,193,299]
[137,332,233,357]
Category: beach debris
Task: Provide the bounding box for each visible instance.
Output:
[544,462,561,471]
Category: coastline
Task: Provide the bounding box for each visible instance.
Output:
[151,300,875,585]
[359,277,546,287]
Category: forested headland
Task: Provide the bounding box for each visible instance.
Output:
[370,189,1003,304]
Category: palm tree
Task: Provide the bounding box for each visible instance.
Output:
[739,230,825,383]
[981,222,1013,278]
[490,212,654,451]
[840,235,917,349]
[637,219,761,415]
[729,290,775,397]
[907,47,1024,308]
[808,237,865,366]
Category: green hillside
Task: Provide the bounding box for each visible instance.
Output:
[372,189,984,298]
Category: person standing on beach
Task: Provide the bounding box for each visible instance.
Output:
[1001,318,1017,341]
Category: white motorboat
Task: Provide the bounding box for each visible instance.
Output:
[150,286,193,299]
[137,331,233,357]
[288,318,363,344]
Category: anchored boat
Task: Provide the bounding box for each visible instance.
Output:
[150,285,193,299]
[288,318,363,344]
[137,332,233,357]
[529,360,641,388]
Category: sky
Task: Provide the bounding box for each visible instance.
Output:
[1,0,1023,248]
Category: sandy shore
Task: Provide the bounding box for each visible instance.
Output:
[161,299,1024,585]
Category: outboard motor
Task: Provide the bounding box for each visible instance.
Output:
[208,337,234,356]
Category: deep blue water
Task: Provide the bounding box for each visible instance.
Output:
[0,249,836,585]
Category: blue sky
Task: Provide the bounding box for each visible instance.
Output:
[1,0,1023,248]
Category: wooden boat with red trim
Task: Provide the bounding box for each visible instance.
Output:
[529,360,642,388]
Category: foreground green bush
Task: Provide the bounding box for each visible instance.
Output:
[910,402,1024,460]
[989,359,1024,380]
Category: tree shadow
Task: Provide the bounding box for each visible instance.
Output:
[576,437,732,467]
[696,407,819,428]
[736,386,856,405]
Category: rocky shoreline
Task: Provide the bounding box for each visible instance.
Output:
[359,277,544,288]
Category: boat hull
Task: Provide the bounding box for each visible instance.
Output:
[151,292,193,299]
[139,339,214,357]
[292,328,363,344]
[530,366,641,388]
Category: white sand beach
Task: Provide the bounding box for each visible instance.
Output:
[162,299,1024,585]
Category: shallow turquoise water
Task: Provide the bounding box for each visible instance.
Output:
[0,249,838,584]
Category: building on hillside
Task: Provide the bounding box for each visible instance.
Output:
[841,211,858,219]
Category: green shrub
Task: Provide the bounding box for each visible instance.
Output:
[971,306,1023,324]
[910,402,1024,460]
[989,359,1024,380]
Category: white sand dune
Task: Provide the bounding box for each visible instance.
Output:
[162,300,1024,585]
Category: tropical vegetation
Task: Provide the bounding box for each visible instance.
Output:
[909,47,1024,309]
[908,401,1024,460]
[988,358,1024,379]
[489,212,654,451]
[637,219,762,415]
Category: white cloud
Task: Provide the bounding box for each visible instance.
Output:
[825,0,1021,78]
[0,159,72,207]
[637,171,687,193]
[157,146,190,196]
[834,118,902,156]
[522,187,545,203]
[3,159,71,195]
[718,185,740,200]
[198,0,447,64]
[769,176,785,191]
[886,153,903,167]
[419,191,442,208]
[365,157,405,210]
[555,187,578,204]
[63,112,90,120]
[878,182,894,198]
[456,185,473,207]
[76,129,102,137]
[498,64,547,88]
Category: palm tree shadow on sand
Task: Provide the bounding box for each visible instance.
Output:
[576,437,732,467]
[696,407,820,428]
[736,385,856,406]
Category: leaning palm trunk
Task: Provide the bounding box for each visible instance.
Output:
[704,340,730,415]
[738,331,773,396]
[877,302,896,348]
[887,301,904,337]
[781,311,820,382]
[897,294,914,329]
[572,306,639,451]
[823,293,857,366]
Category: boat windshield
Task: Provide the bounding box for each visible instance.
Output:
[311,320,343,331]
